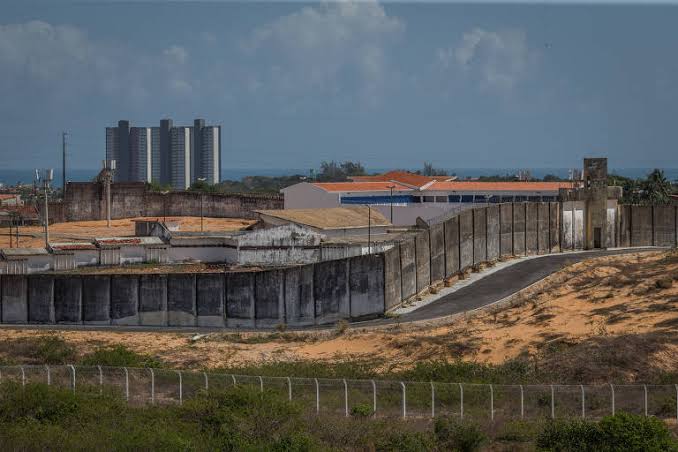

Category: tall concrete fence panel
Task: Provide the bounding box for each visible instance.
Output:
[429,224,445,284]
[28,275,54,323]
[631,206,653,247]
[384,246,402,311]
[167,274,196,327]
[549,202,560,252]
[349,255,385,318]
[82,275,110,325]
[1,275,27,324]
[111,275,139,326]
[444,216,460,276]
[512,203,526,255]
[226,272,255,328]
[314,260,349,324]
[499,204,513,256]
[283,266,315,327]
[473,207,487,264]
[255,270,285,328]
[526,203,539,255]
[415,231,431,293]
[486,205,500,261]
[399,239,417,300]
[459,210,474,270]
[537,203,550,254]
[196,274,225,328]
[139,275,168,326]
[54,276,82,324]
[653,206,677,247]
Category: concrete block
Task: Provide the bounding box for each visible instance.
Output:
[473,207,487,264]
[429,224,445,284]
[349,254,384,319]
[619,205,631,248]
[549,202,560,252]
[110,275,139,326]
[512,203,526,256]
[82,275,111,325]
[53,276,82,324]
[28,275,54,323]
[653,206,676,247]
[399,239,416,300]
[526,203,539,255]
[314,259,349,324]
[486,205,500,261]
[459,210,474,269]
[384,246,402,311]
[631,206,653,247]
[167,274,196,327]
[255,270,285,328]
[415,230,431,292]
[499,204,513,256]
[1,275,28,324]
[444,216,460,276]
[139,274,167,326]
[538,203,550,254]
[226,272,255,328]
[196,274,225,328]
[284,265,315,326]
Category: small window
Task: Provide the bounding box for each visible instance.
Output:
[423,196,435,203]
[501,196,514,203]
[435,196,447,203]
[515,196,527,202]
[461,195,474,203]
[474,195,488,203]
[528,196,541,202]
[411,196,421,203]
[448,195,461,203]
[489,195,500,203]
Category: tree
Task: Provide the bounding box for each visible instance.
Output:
[642,169,672,205]
[422,162,448,177]
[316,161,365,182]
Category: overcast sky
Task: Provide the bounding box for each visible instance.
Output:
[1,1,677,170]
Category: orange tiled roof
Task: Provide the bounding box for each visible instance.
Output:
[0,194,19,200]
[429,181,573,192]
[313,181,413,192]
[349,171,435,188]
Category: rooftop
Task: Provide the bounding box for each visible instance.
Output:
[94,236,165,247]
[49,242,98,251]
[255,206,391,230]
[1,247,50,257]
[428,181,574,192]
[312,181,413,193]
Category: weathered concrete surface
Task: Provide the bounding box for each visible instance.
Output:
[53,277,82,324]
[384,246,402,311]
[139,274,167,326]
[486,205,500,261]
[429,224,445,284]
[549,202,560,252]
[526,203,539,255]
[415,231,430,293]
[1,275,27,323]
[512,203,526,255]
[444,216,460,276]
[631,206,653,247]
[284,265,315,326]
[226,272,255,328]
[459,210,474,270]
[28,275,54,323]
[499,203,513,256]
[538,203,550,254]
[82,276,111,325]
[255,270,285,328]
[110,275,139,326]
[473,208,487,264]
[196,274,225,327]
[619,205,631,248]
[314,259,349,324]
[399,239,417,300]
[167,274,196,327]
[349,254,384,319]
[653,206,676,247]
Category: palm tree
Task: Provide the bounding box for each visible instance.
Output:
[642,169,672,205]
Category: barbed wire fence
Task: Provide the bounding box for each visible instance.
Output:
[1,365,677,423]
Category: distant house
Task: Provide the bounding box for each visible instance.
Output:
[0,194,21,206]
[253,206,392,238]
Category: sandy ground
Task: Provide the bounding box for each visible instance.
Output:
[0,216,255,248]
[0,250,676,381]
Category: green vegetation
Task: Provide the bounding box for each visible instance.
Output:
[80,345,164,368]
[609,169,676,205]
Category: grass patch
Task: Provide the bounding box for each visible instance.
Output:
[80,345,164,368]
[0,335,76,365]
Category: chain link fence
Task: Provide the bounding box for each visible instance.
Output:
[1,365,677,422]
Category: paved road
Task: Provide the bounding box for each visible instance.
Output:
[372,248,659,325]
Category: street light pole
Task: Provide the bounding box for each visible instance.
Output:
[197,177,206,232]
[388,185,395,224]
[41,169,53,248]
[365,204,371,254]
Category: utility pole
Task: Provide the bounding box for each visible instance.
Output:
[102,160,116,228]
[62,132,68,194]
[41,169,53,248]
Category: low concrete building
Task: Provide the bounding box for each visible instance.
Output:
[95,236,168,265]
[49,242,99,270]
[0,248,51,274]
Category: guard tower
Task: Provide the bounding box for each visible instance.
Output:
[583,158,608,249]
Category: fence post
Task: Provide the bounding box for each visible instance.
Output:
[45,365,51,386]
[98,365,103,395]
[258,376,263,393]
[203,372,209,392]
[149,368,155,405]
[21,366,25,388]
[644,384,648,417]
[287,377,292,401]
[343,379,349,417]
[520,385,524,419]
[610,384,615,415]
[177,371,183,405]
[69,364,76,393]
[371,379,377,417]
[675,384,678,422]
[490,385,494,422]
[580,385,585,419]
[231,374,236,386]
[401,382,407,419]
[550,385,555,419]
[315,378,320,415]
[431,382,435,418]
[459,383,464,419]
[124,367,129,402]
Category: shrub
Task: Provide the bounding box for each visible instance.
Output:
[25,335,76,365]
[350,403,373,418]
[536,413,678,451]
[434,417,486,452]
[335,320,349,335]
[79,345,163,368]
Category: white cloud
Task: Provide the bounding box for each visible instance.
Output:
[438,28,535,93]
[242,0,404,107]
[163,45,188,65]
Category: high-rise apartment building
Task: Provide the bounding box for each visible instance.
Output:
[105,118,221,189]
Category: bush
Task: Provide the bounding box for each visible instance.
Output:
[434,417,486,452]
[79,345,163,368]
[25,335,76,365]
[351,403,373,418]
[536,412,678,451]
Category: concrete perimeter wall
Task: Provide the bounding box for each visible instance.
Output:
[619,205,677,248]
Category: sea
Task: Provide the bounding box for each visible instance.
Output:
[1,167,676,187]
